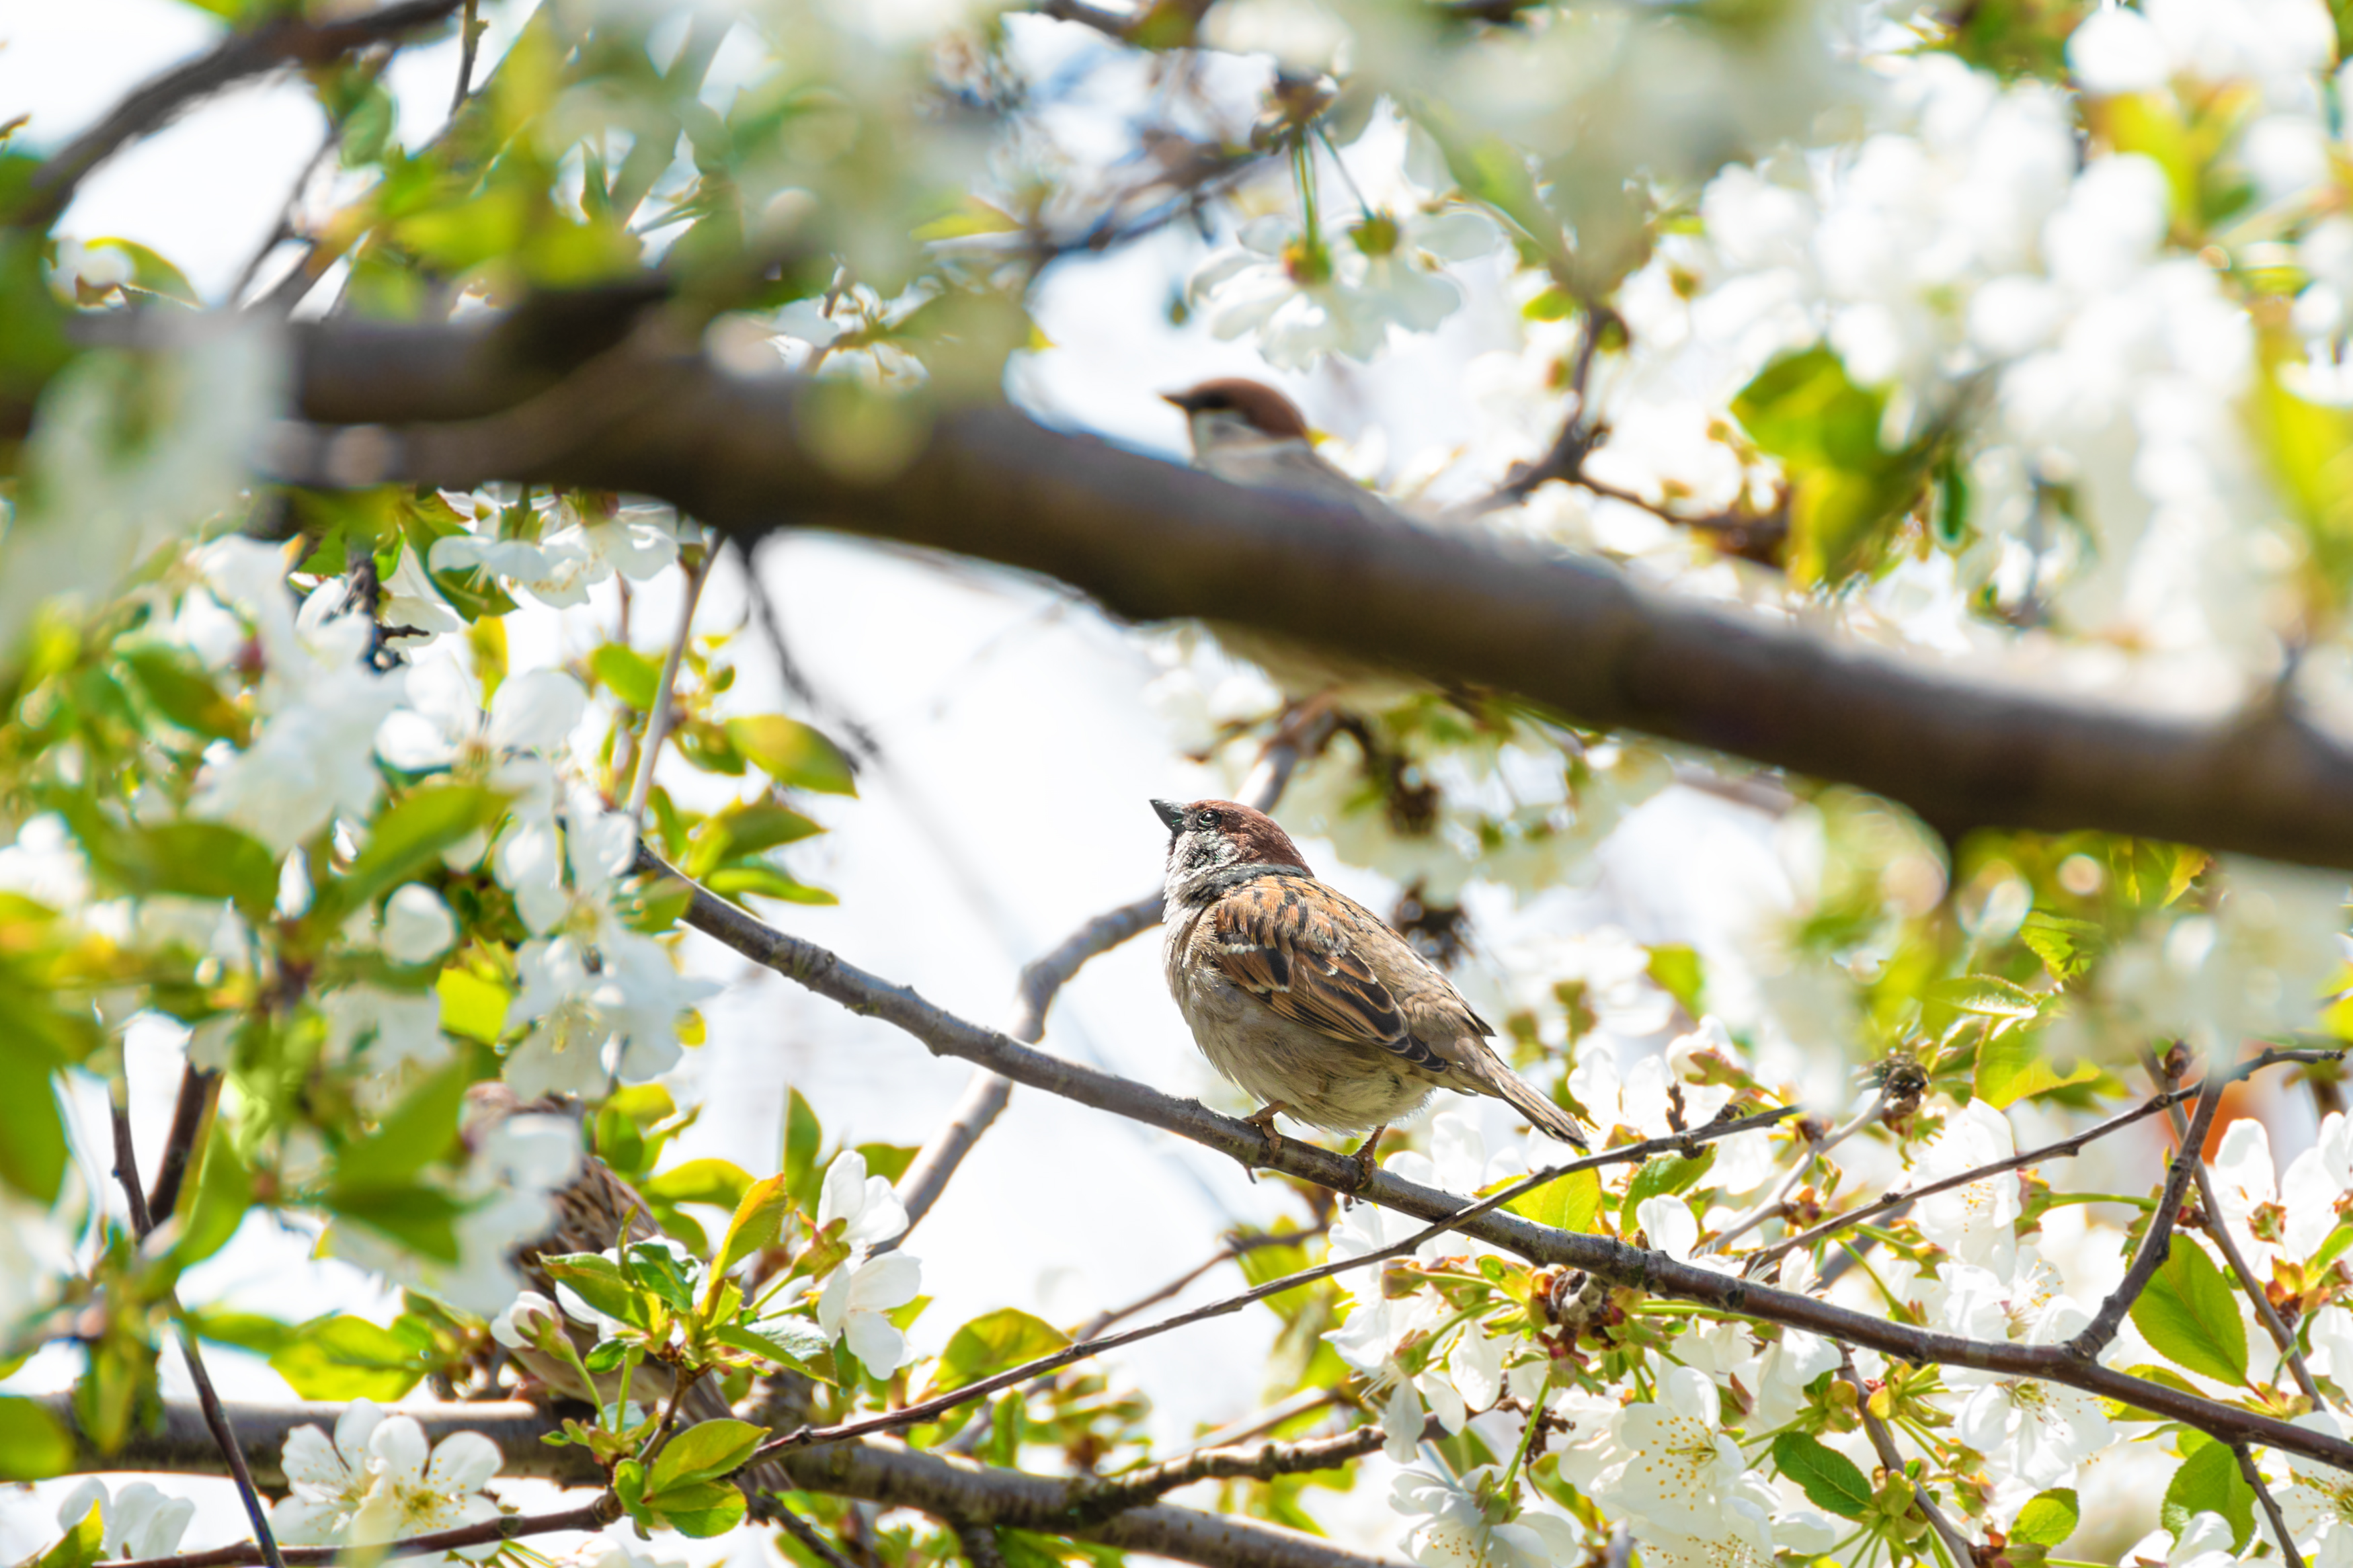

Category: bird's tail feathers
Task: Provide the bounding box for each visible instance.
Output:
[1484,1061,1590,1150]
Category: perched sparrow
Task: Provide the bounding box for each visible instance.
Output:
[1153,797,1589,1171]
[1162,378,1397,522]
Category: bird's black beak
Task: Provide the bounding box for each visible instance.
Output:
[1161,390,1202,413]
[1150,798,1187,833]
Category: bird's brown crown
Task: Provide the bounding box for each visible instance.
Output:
[1160,378,1312,442]
[1184,798,1312,870]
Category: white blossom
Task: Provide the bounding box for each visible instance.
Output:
[1914,1099,2024,1280]
[54,1480,195,1561]
[272,1399,503,1566]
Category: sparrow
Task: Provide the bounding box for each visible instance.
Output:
[1153,797,1589,1174]
[1162,378,1399,523]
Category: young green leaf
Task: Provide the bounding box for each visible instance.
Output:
[643,1479,747,1538]
[715,1173,793,1276]
[335,1057,471,1190]
[725,715,856,796]
[2130,1241,2249,1387]
[2161,1437,2255,1551]
[339,784,506,911]
[268,1315,434,1403]
[647,1418,765,1493]
[1770,1431,1872,1520]
[1501,1167,1603,1233]
[2009,1488,2079,1548]
[921,1309,1070,1400]
[173,1117,253,1266]
[541,1253,657,1329]
[0,1395,75,1480]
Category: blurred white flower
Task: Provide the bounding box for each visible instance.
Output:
[488,1290,565,1352]
[380,543,463,642]
[2122,1510,2247,1568]
[1188,205,1490,372]
[381,883,458,964]
[189,543,407,852]
[272,1399,503,1565]
[54,1479,195,1561]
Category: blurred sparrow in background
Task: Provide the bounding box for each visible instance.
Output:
[1163,378,1397,522]
[1153,797,1588,1174]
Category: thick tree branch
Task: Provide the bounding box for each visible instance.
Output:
[263,320,2353,867]
[2068,1071,2227,1362]
[752,1107,1790,1464]
[99,1503,616,1568]
[50,1401,1409,1568]
[2142,1049,2328,1409]
[643,854,2353,1473]
[21,1,465,229]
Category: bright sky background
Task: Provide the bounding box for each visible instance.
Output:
[0,2,1832,1560]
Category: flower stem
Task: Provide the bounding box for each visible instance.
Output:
[1497,1370,1550,1495]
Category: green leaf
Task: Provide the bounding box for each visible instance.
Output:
[725,716,856,796]
[724,1316,832,1370]
[341,785,506,911]
[437,968,510,1044]
[1501,1167,1603,1233]
[120,645,243,739]
[2010,1488,2079,1548]
[1771,1430,1872,1520]
[625,1241,699,1313]
[714,1173,793,1274]
[0,1395,74,1480]
[783,1089,823,1212]
[2162,1437,2255,1551]
[2019,911,2104,983]
[2130,1240,2249,1386]
[1732,345,1934,585]
[1929,974,2044,1021]
[922,1309,1069,1399]
[173,1116,252,1266]
[643,1157,755,1210]
[269,1315,432,1402]
[647,1417,764,1493]
[1644,944,1704,1018]
[643,1479,747,1538]
[1620,1147,1715,1235]
[591,643,663,712]
[0,1053,68,1203]
[541,1252,656,1329]
[335,1056,469,1190]
[853,1143,920,1186]
[188,1309,296,1357]
[1975,1030,2099,1109]
[323,1184,466,1265]
[34,1496,106,1568]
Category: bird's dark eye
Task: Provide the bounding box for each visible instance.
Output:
[1197,810,1222,828]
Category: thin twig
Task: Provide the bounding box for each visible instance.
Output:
[23,1,465,228]
[97,1501,615,1568]
[1706,1088,1885,1255]
[2067,1071,2228,1361]
[2141,1049,2328,1410]
[450,0,482,114]
[626,526,716,825]
[1064,1421,1417,1523]
[108,1092,287,1568]
[146,1066,216,1222]
[2237,1442,2307,1568]
[1182,1389,1348,1454]
[1841,1350,1972,1566]
[1077,1230,1318,1339]
[774,1502,864,1568]
[649,859,2353,1473]
[747,1107,1794,1464]
[1747,1080,2203,1274]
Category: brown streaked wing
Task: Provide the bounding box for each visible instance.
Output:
[1205,879,1445,1071]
